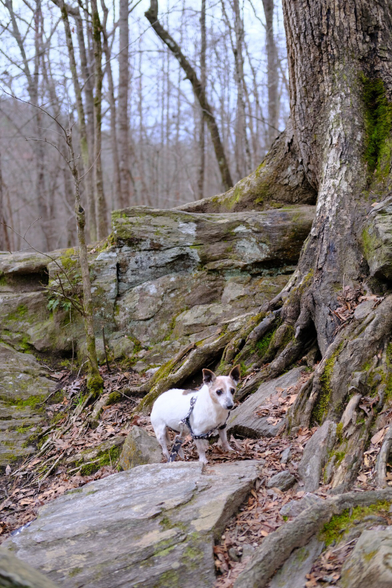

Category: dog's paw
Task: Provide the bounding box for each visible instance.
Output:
[222,444,234,452]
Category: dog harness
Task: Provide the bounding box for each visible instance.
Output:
[168,396,230,462]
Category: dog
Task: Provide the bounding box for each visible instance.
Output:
[150,365,240,465]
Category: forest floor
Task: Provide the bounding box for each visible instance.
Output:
[0,363,389,588]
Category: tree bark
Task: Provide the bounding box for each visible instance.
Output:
[262,0,279,146]
[167,0,392,494]
[198,0,206,200]
[91,0,108,240]
[75,11,96,241]
[145,0,233,191]
[118,0,130,208]
[100,0,122,210]
[233,0,251,178]
[58,0,96,242]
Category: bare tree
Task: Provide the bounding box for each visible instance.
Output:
[91,0,108,239]
[145,0,233,191]
[262,0,279,144]
[0,149,10,251]
[198,0,206,199]
[118,0,130,208]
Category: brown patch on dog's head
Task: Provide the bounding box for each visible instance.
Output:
[229,365,241,385]
[202,369,216,385]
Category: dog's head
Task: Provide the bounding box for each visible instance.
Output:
[202,365,240,410]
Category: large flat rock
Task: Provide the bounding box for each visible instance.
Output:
[228,368,306,438]
[4,460,260,588]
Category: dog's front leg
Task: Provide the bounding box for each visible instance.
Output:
[194,439,209,465]
[219,428,233,452]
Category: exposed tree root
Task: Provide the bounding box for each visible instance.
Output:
[234,489,392,588]
[376,424,392,488]
[136,331,234,414]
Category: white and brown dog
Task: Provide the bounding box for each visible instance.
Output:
[151,365,240,464]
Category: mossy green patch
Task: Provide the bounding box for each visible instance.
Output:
[77,444,122,476]
[68,567,83,577]
[320,501,391,546]
[311,344,343,425]
[362,75,392,178]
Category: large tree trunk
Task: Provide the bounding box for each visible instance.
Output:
[148,0,392,495]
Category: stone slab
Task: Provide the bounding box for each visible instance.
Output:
[228,368,306,438]
[4,461,260,588]
[268,536,324,588]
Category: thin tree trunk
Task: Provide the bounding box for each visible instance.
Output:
[101,0,122,210]
[91,0,108,239]
[262,0,279,145]
[233,0,251,178]
[75,11,96,240]
[145,0,233,191]
[198,0,206,199]
[64,124,103,395]
[0,150,10,251]
[118,0,130,208]
[58,0,96,242]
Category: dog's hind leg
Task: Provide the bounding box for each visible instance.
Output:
[154,424,170,461]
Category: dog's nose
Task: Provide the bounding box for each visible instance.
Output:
[226,403,234,410]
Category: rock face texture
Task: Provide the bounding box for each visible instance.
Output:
[363,197,392,280]
[119,425,162,469]
[228,368,306,438]
[0,344,56,465]
[268,536,324,588]
[340,528,392,588]
[0,548,60,588]
[298,420,337,492]
[4,461,260,588]
[0,206,313,463]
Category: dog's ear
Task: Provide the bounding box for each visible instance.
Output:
[229,365,241,384]
[202,368,216,384]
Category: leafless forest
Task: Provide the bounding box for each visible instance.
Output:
[0,0,288,251]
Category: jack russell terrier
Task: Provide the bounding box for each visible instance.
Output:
[150,365,240,464]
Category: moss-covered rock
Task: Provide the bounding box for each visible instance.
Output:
[0,343,56,466]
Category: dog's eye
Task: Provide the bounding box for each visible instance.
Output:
[216,389,223,396]
[230,388,235,394]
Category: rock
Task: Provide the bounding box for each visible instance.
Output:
[0,548,59,588]
[0,206,313,374]
[354,299,376,320]
[228,368,306,438]
[0,344,56,466]
[119,426,162,469]
[298,420,337,492]
[3,461,260,588]
[268,536,324,588]
[65,437,125,473]
[267,471,296,491]
[279,493,324,518]
[363,197,392,280]
[340,528,392,588]
[280,447,291,464]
